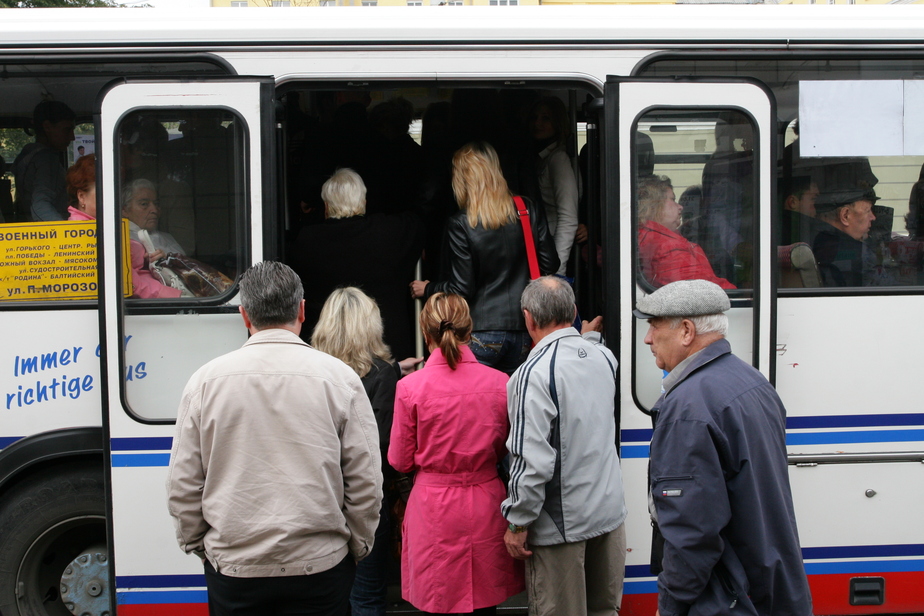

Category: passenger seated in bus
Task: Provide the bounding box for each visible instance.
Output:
[813,188,896,287]
[410,141,559,375]
[121,179,185,259]
[120,178,185,299]
[529,96,579,276]
[699,114,754,286]
[12,100,76,222]
[66,156,182,299]
[65,155,97,222]
[780,175,822,246]
[637,175,735,290]
[292,168,423,361]
[121,117,196,253]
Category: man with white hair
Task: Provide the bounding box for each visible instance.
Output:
[634,279,812,616]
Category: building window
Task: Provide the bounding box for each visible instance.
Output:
[230,1,248,6]
[272,0,291,5]
[489,0,517,5]
[407,1,422,5]
[361,1,377,5]
[320,0,337,5]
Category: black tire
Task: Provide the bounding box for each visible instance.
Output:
[0,461,108,616]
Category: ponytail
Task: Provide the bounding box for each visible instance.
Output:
[420,293,473,370]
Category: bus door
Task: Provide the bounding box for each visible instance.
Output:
[603,79,775,614]
[98,78,275,615]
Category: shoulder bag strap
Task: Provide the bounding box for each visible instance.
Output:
[514,196,540,280]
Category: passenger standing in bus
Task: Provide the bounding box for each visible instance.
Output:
[13,100,76,222]
[529,97,579,276]
[312,287,403,616]
[634,280,812,616]
[167,262,382,616]
[410,142,559,375]
[502,276,626,616]
[389,293,524,616]
[292,168,424,361]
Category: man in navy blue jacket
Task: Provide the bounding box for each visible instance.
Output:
[634,280,812,616]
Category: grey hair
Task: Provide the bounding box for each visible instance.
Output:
[121,178,156,211]
[239,261,304,329]
[666,313,728,336]
[322,168,367,219]
[521,276,575,329]
[311,287,392,378]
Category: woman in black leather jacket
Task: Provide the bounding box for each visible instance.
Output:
[411,141,558,374]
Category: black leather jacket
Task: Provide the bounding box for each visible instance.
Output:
[425,197,559,331]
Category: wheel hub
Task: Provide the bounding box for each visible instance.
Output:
[59,544,110,616]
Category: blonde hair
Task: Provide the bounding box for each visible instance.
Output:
[322,168,367,219]
[311,287,392,378]
[420,293,472,371]
[452,142,516,230]
[637,175,673,225]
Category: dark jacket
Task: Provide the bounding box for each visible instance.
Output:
[361,357,400,477]
[649,338,812,616]
[425,197,558,331]
[292,212,423,360]
[812,222,895,287]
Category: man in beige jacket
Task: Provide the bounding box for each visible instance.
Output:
[167,261,382,616]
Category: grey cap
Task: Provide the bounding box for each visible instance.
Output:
[814,188,879,213]
[633,280,731,319]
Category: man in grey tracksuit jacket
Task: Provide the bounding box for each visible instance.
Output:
[502,276,627,616]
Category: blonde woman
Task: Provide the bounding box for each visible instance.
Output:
[637,174,735,290]
[410,142,558,375]
[389,293,524,615]
[312,286,400,616]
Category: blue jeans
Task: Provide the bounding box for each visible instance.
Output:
[469,330,531,375]
[349,499,391,616]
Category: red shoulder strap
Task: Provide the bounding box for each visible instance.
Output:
[514,196,540,280]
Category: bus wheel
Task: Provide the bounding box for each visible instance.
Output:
[0,463,109,616]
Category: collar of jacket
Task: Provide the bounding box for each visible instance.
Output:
[532,326,580,354]
[663,337,732,398]
[639,219,682,241]
[426,344,479,367]
[243,328,310,348]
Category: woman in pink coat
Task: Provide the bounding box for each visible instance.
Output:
[388,293,524,615]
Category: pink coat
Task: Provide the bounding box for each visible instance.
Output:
[388,347,524,613]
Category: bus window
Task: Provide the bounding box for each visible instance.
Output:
[116,110,243,301]
[634,110,756,292]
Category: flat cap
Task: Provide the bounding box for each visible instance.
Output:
[633,280,730,319]
[814,188,879,213]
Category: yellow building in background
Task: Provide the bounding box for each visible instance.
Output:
[213,0,921,6]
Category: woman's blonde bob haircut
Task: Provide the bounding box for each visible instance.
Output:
[420,292,472,371]
[451,142,516,230]
[311,286,392,378]
[322,168,367,219]
[637,174,673,226]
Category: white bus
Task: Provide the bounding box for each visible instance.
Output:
[1,6,923,615]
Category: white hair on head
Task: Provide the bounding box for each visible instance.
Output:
[667,313,728,336]
[321,168,367,219]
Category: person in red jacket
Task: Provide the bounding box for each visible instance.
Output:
[637,175,735,290]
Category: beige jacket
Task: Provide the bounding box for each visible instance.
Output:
[166,328,382,578]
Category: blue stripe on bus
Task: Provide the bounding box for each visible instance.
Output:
[803,544,924,559]
[786,429,924,446]
[111,453,170,467]
[620,445,650,458]
[0,437,22,449]
[804,559,924,575]
[117,574,206,588]
[625,580,659,595]
[111,437,173,451]
[117,590,208,605]
[788,413,924,429]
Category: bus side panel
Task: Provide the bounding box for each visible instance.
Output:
[2,309,102,441]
